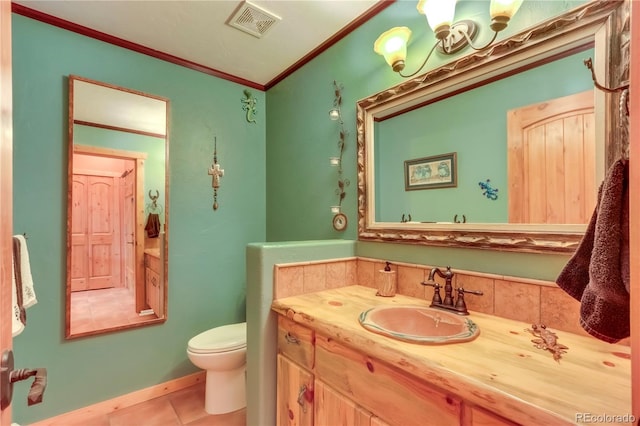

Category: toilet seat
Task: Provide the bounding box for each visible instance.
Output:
[188,322,246,354]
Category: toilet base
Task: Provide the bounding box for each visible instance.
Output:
[204,366,246,414]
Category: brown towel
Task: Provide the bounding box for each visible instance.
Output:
[145,213,161,238]
[556,158,630,343]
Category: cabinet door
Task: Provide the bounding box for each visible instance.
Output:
[145,267,160,314]
[277,354,314,426]
[315,379,371,426]
[315,334,461,426]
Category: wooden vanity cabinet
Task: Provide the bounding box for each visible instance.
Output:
[276,314,516,426]
[144,253,161,315]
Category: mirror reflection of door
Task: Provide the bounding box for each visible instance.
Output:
[71,173,119,291]
[123,169,135,290]
[67,75,168,339]
[507,90,597,224]
[69,147,149,336]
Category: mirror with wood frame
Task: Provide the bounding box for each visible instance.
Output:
[66,75,169,339]
[357,0,629,253]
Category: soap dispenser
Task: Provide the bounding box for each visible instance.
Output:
[376,261,397,297]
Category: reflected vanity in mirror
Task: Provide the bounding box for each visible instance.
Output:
[357,0,629,253]
[66,75,169,338]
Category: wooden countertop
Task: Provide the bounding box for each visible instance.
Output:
[272,286,632,426]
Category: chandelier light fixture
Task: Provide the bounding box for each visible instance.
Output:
[374,0,523,78]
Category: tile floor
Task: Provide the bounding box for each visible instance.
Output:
[70,287,158,335]
[64,382,246,426]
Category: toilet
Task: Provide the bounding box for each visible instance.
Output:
[187,322,247,414]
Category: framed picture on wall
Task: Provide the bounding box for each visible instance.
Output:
[404,152,457,191]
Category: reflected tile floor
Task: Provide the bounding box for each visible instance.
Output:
[70,287,158,335]
[65,383,246,426]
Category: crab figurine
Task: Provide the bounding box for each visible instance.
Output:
[525,324,568,362]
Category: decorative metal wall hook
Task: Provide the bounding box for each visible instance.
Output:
[330,81,350,215]
[584,57,630,160]
[146,190,163,214]
[584,57,630,117]
[208,137,225,210]
[584,58,629,94]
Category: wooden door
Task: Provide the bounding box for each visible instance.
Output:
[0,0,12,423]
[70,175,88,291]
[71,174,119,291]
[123,170,135,290]
[276,354,314,426]
[507,90,596,224]
[315,379,372,426]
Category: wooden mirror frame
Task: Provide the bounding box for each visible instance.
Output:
[357,0,629,254]
[66,75,170,338]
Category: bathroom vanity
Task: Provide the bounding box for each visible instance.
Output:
[144,249,162,315]
[272,286,631,426]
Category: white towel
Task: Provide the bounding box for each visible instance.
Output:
[15,235,36,308]
[11,256,24,337]
[11,234,37,337]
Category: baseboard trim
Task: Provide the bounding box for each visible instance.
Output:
[30,371,206,426]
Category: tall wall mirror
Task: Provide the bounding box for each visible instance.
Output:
[357,0,629,253]
[66,75,169,339]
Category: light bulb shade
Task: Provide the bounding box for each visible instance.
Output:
[490,0,523,19]
[374,27,412,72]
[417,0,457,38]
[489,0,523,31]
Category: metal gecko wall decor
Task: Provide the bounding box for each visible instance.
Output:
[478,179,499,200]
[241,89,257,124]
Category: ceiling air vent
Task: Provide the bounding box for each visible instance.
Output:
[227,1,281,38]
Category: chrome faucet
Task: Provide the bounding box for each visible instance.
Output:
[421,266,483,315]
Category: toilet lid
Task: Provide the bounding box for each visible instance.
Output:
[188,322,246,354]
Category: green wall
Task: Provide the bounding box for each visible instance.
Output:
[265,0,585,278]
[11,14,266,424]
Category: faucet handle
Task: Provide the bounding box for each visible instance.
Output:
[421,280,440,288]
[421,281,442,305]
[454,287,483,313]
[457,287,483,296]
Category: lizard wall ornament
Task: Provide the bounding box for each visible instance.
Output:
[241,89,257,124]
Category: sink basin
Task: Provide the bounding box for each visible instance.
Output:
[358,305,479,345]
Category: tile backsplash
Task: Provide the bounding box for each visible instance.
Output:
[273,256,629,345]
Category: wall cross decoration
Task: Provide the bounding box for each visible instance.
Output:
[208,136,224,210]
